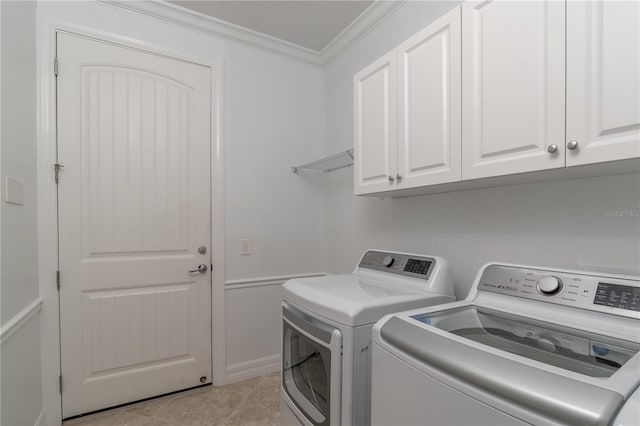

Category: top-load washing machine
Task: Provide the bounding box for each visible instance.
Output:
[280,250,456,426]
[372,262,640,426]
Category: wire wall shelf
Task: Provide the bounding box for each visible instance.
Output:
[291,149,354,174]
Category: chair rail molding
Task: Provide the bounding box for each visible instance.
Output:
[0,297,43,345]
[225,272,328,290]
[34,409,46,426]
[99,0,407,65]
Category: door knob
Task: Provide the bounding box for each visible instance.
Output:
[547,144,558,154]
[388,175,395,183]
[567,140,579,150]
[189,264,208,274]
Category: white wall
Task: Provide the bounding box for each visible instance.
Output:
[1,1,44,425]
[222,44,326,282]
[2,313,44,426]
[323,1,640,298]
[1,1,40,322]
[225,282,283,382]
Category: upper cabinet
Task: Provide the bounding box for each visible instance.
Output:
[353,51,397,195]
[353,0,639,196]
[566,0,640,166]
[461,0,566,180]
[397,6,462,188]
[354,6,462,195]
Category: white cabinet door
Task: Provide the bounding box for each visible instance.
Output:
[566,0,640,167]
[397,6,462,189]
[461,0,566,180]
[354,51,398,195]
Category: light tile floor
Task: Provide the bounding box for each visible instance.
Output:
[63,372,280,426]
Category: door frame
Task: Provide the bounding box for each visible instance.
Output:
[36,14,226,424]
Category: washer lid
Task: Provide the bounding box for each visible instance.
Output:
[282,274,454,327]
[379,314,632,426]
[411,306,639,378]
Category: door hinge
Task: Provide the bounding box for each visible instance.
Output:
[54,56,59,77]
[54,163,64,184]
[56,270,61,290]
[59,375,63,393]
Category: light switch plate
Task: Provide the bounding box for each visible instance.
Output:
[240,238,251,255]
[5,176,24,206]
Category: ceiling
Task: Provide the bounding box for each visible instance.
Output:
[168,1,374,52]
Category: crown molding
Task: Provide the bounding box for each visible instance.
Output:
[320,0,407,64]
[99,0,407,66]
[99,0,322,65]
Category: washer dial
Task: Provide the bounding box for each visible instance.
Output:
[382,256,395,267]
[537,276,563,295]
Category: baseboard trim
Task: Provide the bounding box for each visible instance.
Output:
[1,297,43,344]
[225,273,327,290]
[34,409,46,426]
[225,354,280,384]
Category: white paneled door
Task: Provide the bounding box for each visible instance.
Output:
[566,0,640,166]
[57,33,212,418]
[461,0,566,180]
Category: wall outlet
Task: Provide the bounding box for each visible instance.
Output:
[240,238,251,255]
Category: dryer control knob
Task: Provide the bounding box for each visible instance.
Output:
[382,256,395,267]
[537,276,563,295]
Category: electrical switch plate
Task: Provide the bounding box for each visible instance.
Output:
[240,238,251,255]
[5,176,24,206]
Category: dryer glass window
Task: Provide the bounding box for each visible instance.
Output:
[412,307,639,378]
[282,320,331,426]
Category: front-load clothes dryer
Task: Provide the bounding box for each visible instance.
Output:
[280,250,456,426]
[371,263,640,426]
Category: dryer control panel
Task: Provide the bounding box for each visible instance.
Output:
[359,250,435,280]
[478,265,640,318]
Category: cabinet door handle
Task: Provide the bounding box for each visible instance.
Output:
[388,175,395,183]
[547,144,558,154]
[396,174,403,182]
[567,140,579,150]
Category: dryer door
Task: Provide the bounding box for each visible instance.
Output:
[282,302,342,426]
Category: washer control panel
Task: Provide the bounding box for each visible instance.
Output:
[359,250,434,280]
[478,265,640,317]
